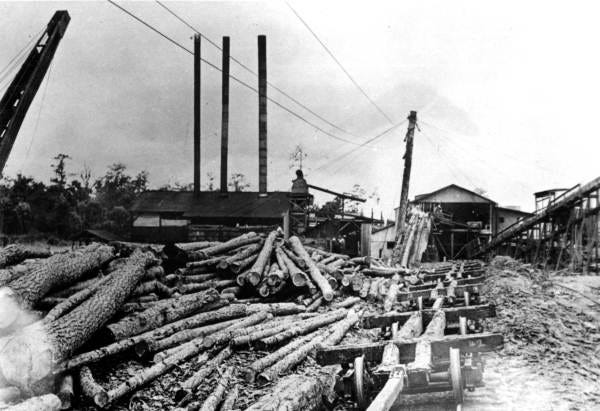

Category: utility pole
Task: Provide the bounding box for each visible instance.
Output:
[394,111,418,240]
[193,34,201,196]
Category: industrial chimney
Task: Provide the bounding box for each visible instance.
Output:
[220,36,230,194]
[258,35,267,196]
[193,34,201,196]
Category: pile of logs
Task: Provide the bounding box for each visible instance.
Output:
[0,236,485,411]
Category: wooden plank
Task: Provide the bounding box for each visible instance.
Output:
[408,275,484,291]
[315,332,503,366]
[361,304,496,329]
[397,284,482,302]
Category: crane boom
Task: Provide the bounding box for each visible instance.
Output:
[0,10,70,175]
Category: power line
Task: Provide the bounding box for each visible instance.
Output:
[106,0,372,148]
[154,0,360,140]
[313,119,407,172]
[286,1,394,125]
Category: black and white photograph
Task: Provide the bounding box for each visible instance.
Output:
[0,1,598,410]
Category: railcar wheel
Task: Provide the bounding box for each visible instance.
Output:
[449,347,464,405]
[354,355,369,410]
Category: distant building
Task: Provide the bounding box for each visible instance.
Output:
[403,184,532,260]
[370,222,396,261]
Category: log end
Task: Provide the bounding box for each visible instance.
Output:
[247,272,262,286]
[173,388,191,403]
[242,368,256,383]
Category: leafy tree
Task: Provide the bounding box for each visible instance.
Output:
[158,182,194,191]
[229,173,250,192]
[94,163,148,210]
[205,172,217,191]
[50,154,71,188]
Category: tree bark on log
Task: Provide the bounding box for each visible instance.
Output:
[6,244,114,309]
[0,244,51,269]
[197,366,234,411]
[174,347,232,403]
[243,328,324,382]
[333,296,361,309]
[36,251,155,367]
[306,296,323,312]
[177,280,236,295]
[0,387,21,404]
[188,233,259,261]
[246,231,278,286]
[359,278,372,298]
[274,247,290,277]
[288,237,334,301]
[177,273,217,284]
[383,278,400,312]
[44,275,113,323]
[304,246,349,260]
[137,318,239,357]
[396,311,423,340]
[246,366,340,411]
[200,312,270,349]
[255,310,346,349]
[281,246,307,269]
[104,289,221,341]
[132,280,173,298]
[78,366,107,405]
[56,303,248,373]
[0,263,34,287]
[4,394,61,411]
[217,241,264,271]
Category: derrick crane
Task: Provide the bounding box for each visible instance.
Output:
[0,10,70,175]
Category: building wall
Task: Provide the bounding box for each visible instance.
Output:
[370,225,396,262]
[497,209,529,233]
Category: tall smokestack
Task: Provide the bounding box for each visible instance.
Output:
[193,34,201,196]
[258,35,267,195]
[220,36,230,194]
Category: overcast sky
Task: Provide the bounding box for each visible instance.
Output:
[1,0,599,218]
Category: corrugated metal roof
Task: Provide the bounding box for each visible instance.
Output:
[131,190,290,219]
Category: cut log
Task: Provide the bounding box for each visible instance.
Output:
[186,256,226,268]
[200,311,270,349]
[274,247,290,278]
[96,333,217,408]
[246,230,279,285]
[368,278,383,301]
[6,244,114,309]
[174,347,232,402]
[78,366,107,405]
[0,386,21,404]
[132,280,173,298]
[257,311,357,384]
[304,246,349,260]
[333,296,361,309]
[177,280,236,294]
[143,265,165,281]
[362,267,410,277]
[367,363,404,411]
[189,232,259,261]
[104,288,221,341]
[246,302,306,316]
[406,310,445,385]
[217,240,264,270]
[306,296,323,312]
[44,274,113,323]
[266,262,284,286]
[197,366,234,411]
[220,383,239,411]
[3,394,61,411]
[246,366,340,411]
[229,253,259,274]
[243,329,324,382]
[281,245,307,269]
[288,237,334,301]
[42,250,155,361]
[0,244,51,269]
[137,317,239,356]
[57,374,73,410]
[163,241,220,261]
[220,286,242,298]
[178,273,218,283]
[255,310,347,349]
[56,303,250,372]
[395,311,423,339]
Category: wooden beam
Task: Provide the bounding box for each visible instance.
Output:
[315,332,504,366]
[397,284,482,302]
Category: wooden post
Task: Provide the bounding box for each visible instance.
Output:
[258,35,268,195]
[361,223,371,257]
[194,34,201,196]
[450,232,454,259]
[394,111,418,240]
[220,36,230,194]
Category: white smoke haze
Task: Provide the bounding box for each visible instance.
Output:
[0,287,53,403]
